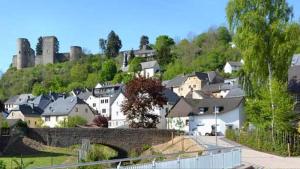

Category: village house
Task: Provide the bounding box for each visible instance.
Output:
[223,60,244,74]
[164,71,224,97]
[109,88,179,129]
[4,94,34,112]
[201,83,244,98]
[41,96,95,128]
[167,97,245,135]
[121,59,161,78]
[91,83,123,117]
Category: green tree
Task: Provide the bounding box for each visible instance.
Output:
[246,80,295,131]
[32,83,47,96]
[105,31,122,58]
[227,0,300,136]
[36,36,43,55]
[99,60,117,82]
[129,49,135,62]
[129,57,145,73]
[154,35,175,66]
[70,64,88,82]
[139,35,150,49]
[99,38,107,54]
[85,73,99,88]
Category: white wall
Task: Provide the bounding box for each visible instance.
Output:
[167,117,190,133]
[189,104,243,136]
[42,115,68,128]
[7,110,25,121]
[109,93,127,128]
[85,95,111,117]
[224,62,233,74]
[5,105,19,112]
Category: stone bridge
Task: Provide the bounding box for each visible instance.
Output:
[27,128,176,157]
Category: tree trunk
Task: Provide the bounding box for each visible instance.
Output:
[268,62,275,143]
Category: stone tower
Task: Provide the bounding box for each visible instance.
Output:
[42,36,56,64]
[16,38,35,69]
[70,46,82,61]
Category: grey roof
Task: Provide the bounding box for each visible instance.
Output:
[42,96,85,116]
[225,88,245,98]
[202,83,240,93]
[288,65,300,93]
[291,54,300,66]
[227,61,243,67]
[168,97,244,117]
[185,90,212,99]
[165,71,224,88]
[5,94,34,105]
[77,91,92,100]
[165,75,188,88]
[27,94,54,114]
[14,104,42,117]
[162,88,180,105]
[140,60,159,69]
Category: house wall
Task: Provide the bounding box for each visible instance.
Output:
[110,93,127,128]
[5,104,18,112]
[85,95,111,117]
[177,76,203,97]
[85,95,100,112]
[167,117,189,133]
[69,103,95,123]
[7,110,25,121]
[224,63,233,74]
[25,116,41,128]
[42,115,68,128]
[189,104,244,136]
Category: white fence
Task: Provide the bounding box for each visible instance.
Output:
[118,148,241,169]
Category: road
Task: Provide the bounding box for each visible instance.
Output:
[193,136,300,169]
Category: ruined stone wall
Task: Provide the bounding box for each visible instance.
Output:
[42,36,56,64]
[70,46,82,61]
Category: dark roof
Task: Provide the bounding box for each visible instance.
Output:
[162,88,180,105]
[15,104,42,117]
[1,111,9,118]
[227,61,243,67]
[288,65,300,93]
[167,97,244,118]
[165,76,188,88]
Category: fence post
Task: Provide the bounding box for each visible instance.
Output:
[117,162,122,169]
[152,158,156,169]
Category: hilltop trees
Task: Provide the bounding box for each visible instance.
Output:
[100,59,117,82]
[154,35,175,66]
[36,37,43,55]
[121,77,166,128]
[99,31,122,58]
[139,35,150,49]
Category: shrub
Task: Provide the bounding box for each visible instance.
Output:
[0,160,6,169]
[58,116,87,128]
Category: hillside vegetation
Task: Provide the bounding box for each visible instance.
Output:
[0,26,241,100]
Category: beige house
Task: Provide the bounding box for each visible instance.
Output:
[164,72,224,97]
[7,104,42,128]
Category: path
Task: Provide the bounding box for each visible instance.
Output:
[193,136,300,169]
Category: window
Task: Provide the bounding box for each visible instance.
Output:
[93,103,96,107]
[12,112,14,116]
[45,116,50,122]
[85,108,88,113]
[185,119,189,125]
[75,107,79,112]
[105,99,108,103]
[102,109,106,114]
[101,100,104,103]
[116,111,119,116]
[193,85,196,88]
[34,121,37,125]
[56,116,59,121]
[28,120,30,124]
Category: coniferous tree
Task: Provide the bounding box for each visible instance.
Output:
[139,35,150,49]
[105,31,122,58]
[36,37,43,55]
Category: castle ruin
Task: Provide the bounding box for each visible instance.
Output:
[12,36,82,69]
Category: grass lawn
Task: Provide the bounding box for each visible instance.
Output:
[0,146,78,169]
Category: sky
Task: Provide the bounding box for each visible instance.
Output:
[0,0,299,72]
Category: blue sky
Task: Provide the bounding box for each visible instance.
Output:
[0,0,299,72]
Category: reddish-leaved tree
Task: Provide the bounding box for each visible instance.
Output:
[121,76,167,128]
[92,115,108,127]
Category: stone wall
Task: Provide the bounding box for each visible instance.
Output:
[27,128,175,152]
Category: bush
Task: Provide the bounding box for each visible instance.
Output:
[58,116,87,128]
[141,144,152,151]
[0,160,6,169]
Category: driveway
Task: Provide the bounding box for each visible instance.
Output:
[193,136,300,169]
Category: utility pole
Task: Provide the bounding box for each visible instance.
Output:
[215,106,219,147]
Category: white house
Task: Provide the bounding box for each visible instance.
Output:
[167,97,245,135]
[41,96,95,128]
[139,60,160,78]
[224,61,243,74]
[92,83,123,117]
[4,94,34,112]
[109,88,179,129]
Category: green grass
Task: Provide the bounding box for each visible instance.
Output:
[0,146,78,169]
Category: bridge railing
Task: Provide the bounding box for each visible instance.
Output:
[31,147,241,169]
